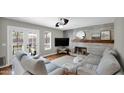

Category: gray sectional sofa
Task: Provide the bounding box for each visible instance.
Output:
[51,48,123,75]
[12,47,123,75]
[76,48,123,75]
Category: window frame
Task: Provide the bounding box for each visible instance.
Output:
[44,31,52,50]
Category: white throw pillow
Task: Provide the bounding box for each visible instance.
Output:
[73,56,83,63]
[96,53,121,75]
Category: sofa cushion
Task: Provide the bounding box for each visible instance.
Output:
[45,63,59,73]
[96,53,121,75]
[77,63,98,75]
[103,48,118,57]
[88,47,105,57]
[84,54,101,65]
[21,55,48,75]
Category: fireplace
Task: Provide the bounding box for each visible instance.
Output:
[74,46,87,55]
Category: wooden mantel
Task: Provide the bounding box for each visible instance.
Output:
[72,39,114,43]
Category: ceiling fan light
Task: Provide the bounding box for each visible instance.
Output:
[60,18,65,25]
[59,25,63,28]
[55,18,69,28]
[55,22,59,27]
[63,19,69,25]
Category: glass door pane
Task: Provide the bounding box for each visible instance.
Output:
[44,31,51,50]
[27,33,37,56]
[12,31,24,55]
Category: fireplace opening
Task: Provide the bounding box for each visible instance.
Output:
[74,46,87,55]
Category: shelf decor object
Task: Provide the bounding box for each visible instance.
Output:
[91,32,101,40]
[101,30,111,40]
[75,31,86,40]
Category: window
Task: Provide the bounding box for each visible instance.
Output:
[44,31,51,50]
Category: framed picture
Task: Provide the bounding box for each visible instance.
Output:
[91,33,101,40]
[101,31,111,40]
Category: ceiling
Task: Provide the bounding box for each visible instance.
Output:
[6,17,116,30]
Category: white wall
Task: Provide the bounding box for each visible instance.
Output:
[114,18,124,69]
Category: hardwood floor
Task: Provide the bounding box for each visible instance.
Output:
[0,65,12,75]
[44,53,67,61]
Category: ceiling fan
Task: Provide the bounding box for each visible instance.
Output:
[55,18,69,28]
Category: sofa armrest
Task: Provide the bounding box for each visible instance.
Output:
[115,69,124,75]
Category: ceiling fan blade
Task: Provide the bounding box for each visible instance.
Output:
[63,19,69,25]
[55,22,59,27]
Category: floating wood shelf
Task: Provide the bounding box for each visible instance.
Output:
[72,39,114,43]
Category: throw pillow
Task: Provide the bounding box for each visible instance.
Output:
[96,53,121,75]
[73,56,83,63]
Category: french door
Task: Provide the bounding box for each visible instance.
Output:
[7,26,40,63]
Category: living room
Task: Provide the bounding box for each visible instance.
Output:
[1,1,124,93]
[0,17,124,75]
